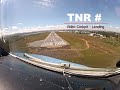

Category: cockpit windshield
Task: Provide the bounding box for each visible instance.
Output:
[1,0,120,90]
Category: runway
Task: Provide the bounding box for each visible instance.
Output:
[28,32,69,48]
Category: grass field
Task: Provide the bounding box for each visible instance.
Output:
[9,32,120,68]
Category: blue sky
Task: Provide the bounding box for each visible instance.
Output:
[1,0,120,29]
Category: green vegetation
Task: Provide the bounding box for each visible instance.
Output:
[9,31,120,68]
[58,32,120,68]
[57,32,87,49]
[92,31,120,47]
[8,32,49,52]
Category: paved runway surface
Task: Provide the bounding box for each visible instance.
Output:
[1,55,120,90]
[28,32,69,48]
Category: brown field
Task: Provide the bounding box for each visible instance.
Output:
[9,32,120,68]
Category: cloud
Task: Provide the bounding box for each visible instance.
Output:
[33,0,56,8]
[4,24,120,35]
[1,0,5,4]
[0,0,8,6]
[18,23,23,25]
[12,26,18,29]
[3,28,8,30]
[115,27,119,29]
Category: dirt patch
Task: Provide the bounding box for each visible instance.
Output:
[28,46,83,61]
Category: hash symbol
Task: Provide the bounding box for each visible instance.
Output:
[95,14,101,22]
